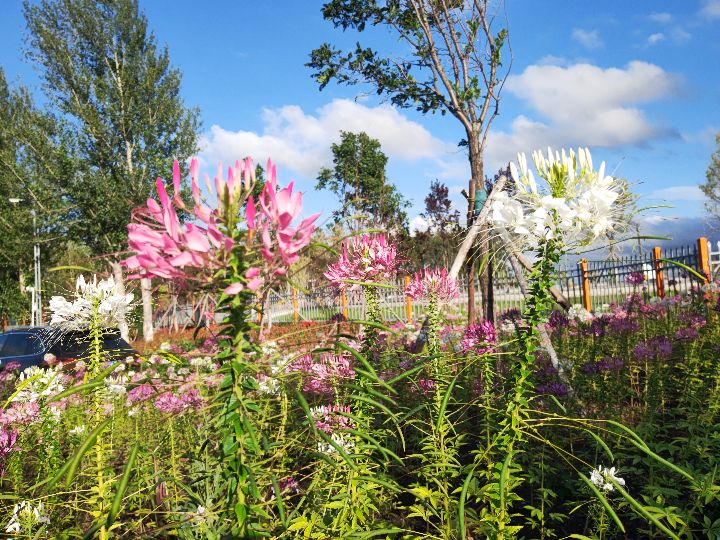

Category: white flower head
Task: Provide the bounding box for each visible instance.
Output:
[49,274,134,330]
[491,147,630,253]
[590,465,626,492]
[5,500,50,533]
[568,304,594,323]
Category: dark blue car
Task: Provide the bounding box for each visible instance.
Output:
[0,327,135,370]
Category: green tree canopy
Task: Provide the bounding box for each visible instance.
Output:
[24,0,201,257]
[701,132,720,222]
[317,130,409,234]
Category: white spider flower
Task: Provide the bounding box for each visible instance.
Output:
[317,432,355,455]
[492,147,627,252]
[5,500,50,533]
[590,465,626,492]
[49,275,133,330]
[12,366,65,404]
[567,304,593,322]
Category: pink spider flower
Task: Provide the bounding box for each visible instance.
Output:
[461,321,497,354]
[405,267,459,302]
[287,354,355,395]
[124,158,236,282]
[324,234,399,290]
[247,161,320,276]
[311,404,354,434]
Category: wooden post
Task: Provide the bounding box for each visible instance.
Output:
[579,259,591,312]
[698,237,712,283]
[292,287,298,324]
[404,275,413,323]
[341,290,348,320]
[653,246,664,298]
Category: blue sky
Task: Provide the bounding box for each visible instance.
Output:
[1,0,719,245]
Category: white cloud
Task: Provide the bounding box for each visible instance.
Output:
[647,33,665,45]
[536,54,568,66]
[486,61,681,166]
[648,185,706,202]
[409,215,429,235]
[199,99,447,179]
[682,126,719,147]
[648,12,673,23]
[700,0,720,19]
[571,28,603,49]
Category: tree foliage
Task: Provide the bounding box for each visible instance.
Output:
[407,180,461,269]
[0,67,74,322]
[24,0,200,256]
[701,132,720,221]
[317,130,409,233]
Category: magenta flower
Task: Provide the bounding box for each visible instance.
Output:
[311,404,354,434]
[461,321,497,354]
[248,161,320,276]
[405,267,459,302]
[287,354,355,395]
[124,158,235,282]
[626,271,645,285]
[325,234,399,290]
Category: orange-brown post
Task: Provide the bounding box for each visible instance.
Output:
[404,275,413,323]
[698,237,712,283]
[341,290,348,319]
[580,259,591,312]
[292,287,299,324]
[247,228,255,245]
[653,246,664,298]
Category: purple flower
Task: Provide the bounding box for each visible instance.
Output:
[0,402,40,426]
[547,310,569,330]
[127,384,156,403]
[583,356,624,374]
[278,476,299,493]
[535,381,569,397]
[311,404,354,434]
[405,267,459,302]
[633,336,673,360]
[626,271,645,286]
[0,427,18,476]
[675,327,699,341]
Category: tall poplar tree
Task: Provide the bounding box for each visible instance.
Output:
[24,0,201,339]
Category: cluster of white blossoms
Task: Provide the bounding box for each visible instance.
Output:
[5,500,50,533]
[12,365,65,404]
[49,275,133,330]
[491,147,624,251]
[567,304,594,322]
[317,432,355,455]
[590,465,626,492]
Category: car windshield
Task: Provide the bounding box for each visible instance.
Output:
[0,333,44,357]
[45,330,133,359]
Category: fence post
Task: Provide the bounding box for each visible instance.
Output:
[341,290,348,319]
[292,287,298,323]
[404,275,413,323]
[698,237,712,283]
[579,259,591,312]
[653,246,664,298]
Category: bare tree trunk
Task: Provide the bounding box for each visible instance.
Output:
[110,261,130,341]
[141,277,154,342]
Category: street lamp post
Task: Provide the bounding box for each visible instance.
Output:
[8,198,42,326]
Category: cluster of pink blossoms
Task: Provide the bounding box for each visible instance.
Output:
[246,161,319,280]
[461,321,497,354]
[125,157,318,296]
[405,267,459,302]
[325,234,399,290]
[311,404,354,434]
[125,159,238,282]
[287,354,355,395]
[153,388,204,414]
